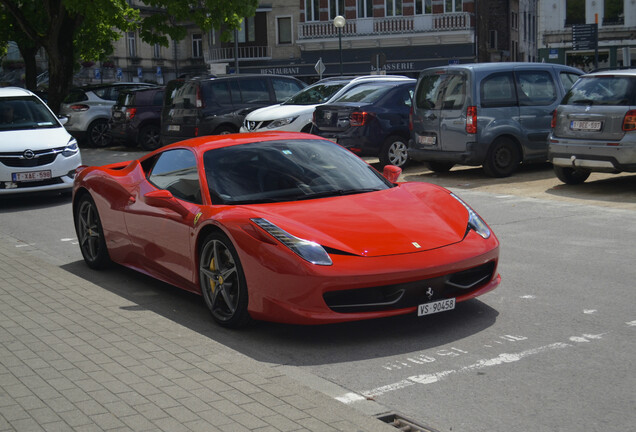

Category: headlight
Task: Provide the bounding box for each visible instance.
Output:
[251,218,332,266]
[267,117,298,128]
[450,193,491,239]
[62,139,79,157]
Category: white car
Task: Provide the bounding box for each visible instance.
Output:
[0,87,82,195]
[240,75,411,133]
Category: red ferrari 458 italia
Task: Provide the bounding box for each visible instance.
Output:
[73,132,500,327]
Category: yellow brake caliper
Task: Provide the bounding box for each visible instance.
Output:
[209,257,216,293]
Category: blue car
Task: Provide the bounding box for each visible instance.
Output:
[312,79,415,168]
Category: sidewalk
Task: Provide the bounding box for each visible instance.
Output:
[0,233,396,432]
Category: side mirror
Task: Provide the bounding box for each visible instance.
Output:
[58,115,69,125]
[382,165,402,183]
[144,189,189,217]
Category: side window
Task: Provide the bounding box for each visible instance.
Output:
[441,74,466,110]
[152,90,165,106]
[173,82,197,109]
[204,81,232,106]
[148,149,202,204]
[415,74,445,109]
[560,72,580,93]
[272,78,304,102]
[228,80,241,103]
[238,78,270,104]
[480,72,517,108]
[515,70,557,106]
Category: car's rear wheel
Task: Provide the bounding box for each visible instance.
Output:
[214,125,237,135]
[379,135,409,168]
[427,161,455,173]
[87,119,112,148]
[483,137,521,177]
[75,195,111,269]
[139,124,161,150]
[553,166,591,185]
[199,232,251,328]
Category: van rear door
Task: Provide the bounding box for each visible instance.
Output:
[437,72,468,153]
[411,72,445,151]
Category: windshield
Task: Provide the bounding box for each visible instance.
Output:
[562,76,636,106]
[331,82,395,103]
[0,97,61,131]
[204,139,392,204]
[283,82,346,105]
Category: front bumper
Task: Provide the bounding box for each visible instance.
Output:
[0,152,82,194]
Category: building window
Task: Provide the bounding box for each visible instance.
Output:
[192,33,202,58]
[153,43,161,59]
[127,32,136,57]
[511,12,517,30]
[386,0,402,16]
[358,0,373,17]
[330,0,345,19]
[603,0,624,25]
[415,0,432,14]
[231,17,256,43]
[305,0,319,21]
[489,30,497,49]
[565,0,585,25]
[277,17,292,44]
[445,0,462,13]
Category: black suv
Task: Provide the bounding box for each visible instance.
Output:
[110,86,165,150]
[161,74,306,145]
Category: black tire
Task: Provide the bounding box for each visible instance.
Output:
[301,124,313,133]
[214,125,237,135]
[553,165,590,185]
[87,119,112,148]
[379,135,409,168]
[74,194,111,269]
[427,161,455,173]
[199,232,251,328]
[482,137,521,177]
[138,124,161,151]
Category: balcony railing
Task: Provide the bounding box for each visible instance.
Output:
[298,13,471,40]
[206,46,271,63]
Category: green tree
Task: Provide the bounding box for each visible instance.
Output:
[0,0,257,113]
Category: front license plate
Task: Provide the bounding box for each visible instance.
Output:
[570,120,602,131]
[12,170,52,182]
[167,124,180,132]
[418,298,455,316]
[417,134,437,145]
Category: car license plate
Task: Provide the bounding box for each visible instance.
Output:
[167,125,180,132]
[570,120,602,131]
[418,298,455,316]
[113,111,123,119]
[417,134,436,145]
[12,170,52,182]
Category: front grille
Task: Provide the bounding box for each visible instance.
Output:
[323,261,496,313]
[0,148,63,168]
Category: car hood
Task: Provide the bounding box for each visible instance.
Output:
[245,183,469,257]
[246,104,316,121]
[1,126,73,152]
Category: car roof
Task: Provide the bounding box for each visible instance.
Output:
[581,68,636,78]
[0,87,36,98]
[72,82,155,91]
[421,62,582,74]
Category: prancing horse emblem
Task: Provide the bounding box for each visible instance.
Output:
[426,287,434,299]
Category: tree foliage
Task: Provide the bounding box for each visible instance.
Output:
[0,0,258,113]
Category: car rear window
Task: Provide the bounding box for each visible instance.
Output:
[64,89,88,103]
[561,75,636,106]
[332,82,395,103]
[284,82,346,105]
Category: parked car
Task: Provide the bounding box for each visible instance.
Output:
[409,62,582,177]
[312,79,416,167]
[60,82,156,147]
[0,87,81,195]
[160,74,306,146]
[549,68,636,184]
[240,75,411,134]
[110,86,165,150]
[72,131,500,328]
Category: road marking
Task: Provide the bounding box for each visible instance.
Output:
[583,309,597,314]
[60,238,75,242]
[626,320,636,327]
[520,295,536,299]
[335,392,367,404]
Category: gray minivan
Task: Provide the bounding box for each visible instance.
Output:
[161,74,305,146]
[409,63,582,177]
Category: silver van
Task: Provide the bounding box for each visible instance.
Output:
[408,63,582,177]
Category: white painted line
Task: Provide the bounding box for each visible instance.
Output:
[335,392,367,404]
[60,238,75,242]
[583,309,597,314]
[520,295,536,299]
[627,321,636,327]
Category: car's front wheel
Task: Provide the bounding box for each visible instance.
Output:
[380,135,409,168]
[87,119,112,148]
[199,232,251,328]
[553,166,591,185]
[74,194,111,269]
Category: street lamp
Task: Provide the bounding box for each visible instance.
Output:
[333,15,346,76]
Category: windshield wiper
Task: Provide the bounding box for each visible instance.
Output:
[296,188,383,201]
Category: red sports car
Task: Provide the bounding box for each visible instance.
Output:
[73,132,500,327]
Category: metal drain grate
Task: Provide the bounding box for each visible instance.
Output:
[377,413,440,432]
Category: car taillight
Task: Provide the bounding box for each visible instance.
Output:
[623,110,636,131]
[409,106,413,131]
[70,104,89,111]
[350,112,370,127]
[466,106,477,134]
[551,109,557,129]
[196,86,204,108]
[125,108,137,120]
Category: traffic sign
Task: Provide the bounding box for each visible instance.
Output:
[315,58,326,75]
[572,23,597,51]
